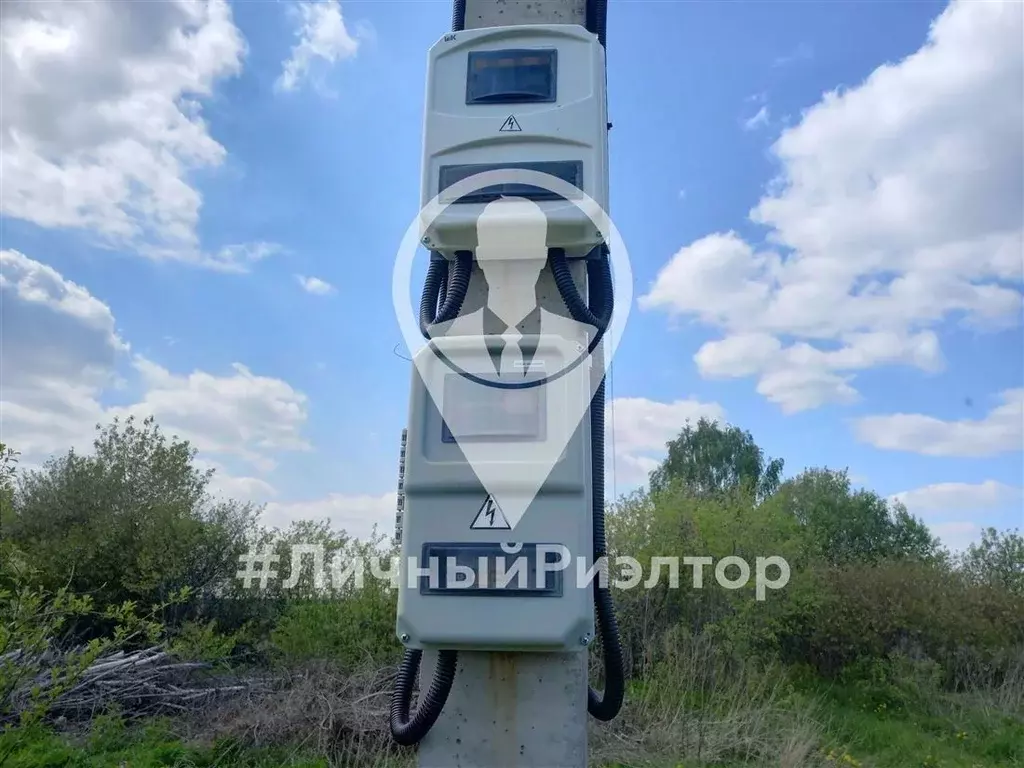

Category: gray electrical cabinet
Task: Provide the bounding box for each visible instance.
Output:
[395,334,595,652]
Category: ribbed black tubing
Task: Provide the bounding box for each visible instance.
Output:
[586,0,608,48]
[550,245,625,722]
[549,248,613,353]
[389,649,459,746]
[452,0,467,31]
[418,252,472,339]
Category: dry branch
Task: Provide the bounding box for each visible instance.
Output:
[2,644,265,724]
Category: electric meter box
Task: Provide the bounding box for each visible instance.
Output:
[420,24,608,259]
[396,334,596,652]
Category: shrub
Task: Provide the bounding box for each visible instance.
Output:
[797,560,1024,679]
[4,418,261,638]
[270,587,399,669]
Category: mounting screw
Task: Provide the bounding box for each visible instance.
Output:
[400,633,410,643]
[421,235,431,245]
[580,634,591,646]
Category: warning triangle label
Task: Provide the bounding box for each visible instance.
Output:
[499,115,522,132]
[471,494,511,529]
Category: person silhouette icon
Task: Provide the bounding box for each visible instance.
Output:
[427,196,597,379]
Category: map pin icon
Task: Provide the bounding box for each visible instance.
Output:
[393,168,632,531]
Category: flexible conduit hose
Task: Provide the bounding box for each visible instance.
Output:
[578,0,623,719]
[586,0,608,48]
[389,649,459,746]
[452,0,467,32]
[418,252,473,339]
[550,247,625,721]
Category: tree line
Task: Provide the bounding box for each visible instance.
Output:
[1,415,1021,760]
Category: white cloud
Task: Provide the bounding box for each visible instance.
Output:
[296,274,336,295]
[743,105,770,131]
[276,0,363,93]
[930,521,982,553]
[146,241,285,274]
[262,492,397,542]
[695,329,943,413]
[1,250,394,541]
[606,396,726,489]
[0,0,262,264]
[889,480,1023,553]
[110,358,311,472]
[854,389,1024,457]
[1,250,310,479]
[1,248,124,457]
[890,480,1022,514]
[199,457,278,503]
[639,0,1024,414]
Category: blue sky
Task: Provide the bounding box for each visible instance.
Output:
[1,0,1021,549]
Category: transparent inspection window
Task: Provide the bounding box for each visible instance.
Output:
[466,49,557,105]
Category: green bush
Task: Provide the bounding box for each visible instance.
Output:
[270,585,399,669]
[798,560,1024,679]
[4,418,261,639]
[167,619,242,663]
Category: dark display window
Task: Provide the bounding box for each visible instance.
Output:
[466,48,557,104]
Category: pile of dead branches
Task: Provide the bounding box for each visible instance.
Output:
[191,660,401,758]
[2,645,266,724]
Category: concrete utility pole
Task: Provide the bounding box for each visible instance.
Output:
[417,3,591,768]
[389,0,621,765]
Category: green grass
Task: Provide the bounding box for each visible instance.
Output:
[809,687,1023,768]
[1,679,1019,768]
[0,723,334,767]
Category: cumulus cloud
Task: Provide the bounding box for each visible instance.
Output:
[853,389,1024,457]
[1,249,309,485]
[929,521,983,553]
[639,0,1024,413]
[200,458,277,503]
[891,480,1022,514]
[296,275,335,295]
[606,396,726,490]
[890,479,1023,552]
[276,0,364,93]
[262,492,398,542]
[0,0,275,269]
[0,249,125,457]
[110,358,311,473]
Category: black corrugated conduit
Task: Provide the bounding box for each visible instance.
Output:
[586,0,608,48]
[389,649,458,746]
[549,245,625,722]
[452,0,467,31]
[418,252,472,339]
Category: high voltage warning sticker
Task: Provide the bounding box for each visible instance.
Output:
[471,494,511,529]
[499,115,522,132]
